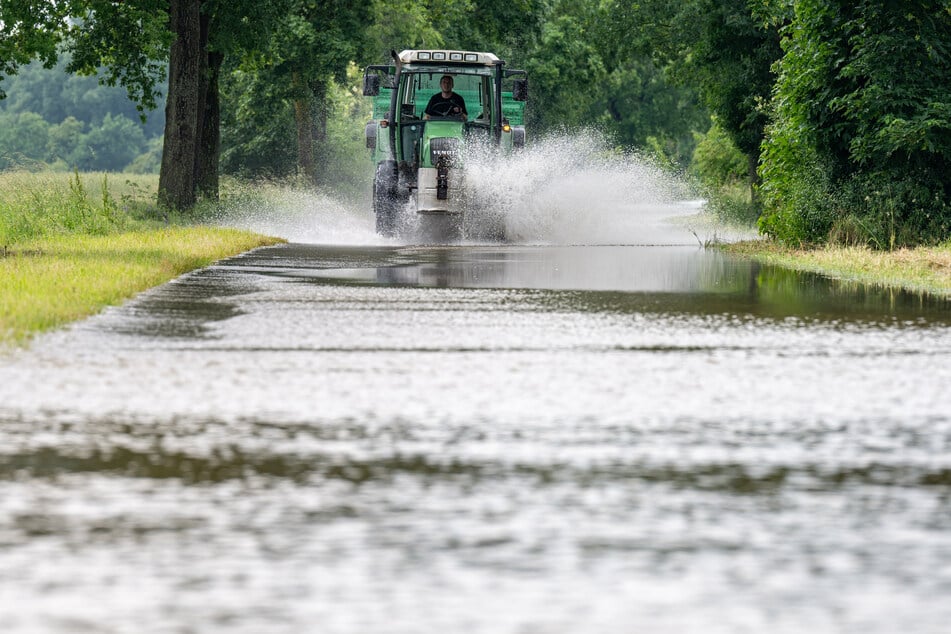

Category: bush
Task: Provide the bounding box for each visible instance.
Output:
[829,172,951,249]
[690,120,759,227]
[758,118,836,245]
[690,120,747,188]
[758,0,951,247]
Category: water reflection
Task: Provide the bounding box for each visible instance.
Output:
[276,243,951,324]
[307,245,745,292]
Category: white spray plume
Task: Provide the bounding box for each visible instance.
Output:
[215,132,711,246]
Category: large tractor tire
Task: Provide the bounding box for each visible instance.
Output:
[373,160,400,236]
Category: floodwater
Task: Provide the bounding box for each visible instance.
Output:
[2,143,951,633]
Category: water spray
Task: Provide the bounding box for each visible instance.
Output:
[215,132,714,247]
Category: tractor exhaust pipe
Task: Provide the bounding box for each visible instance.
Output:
[387,50,402,162]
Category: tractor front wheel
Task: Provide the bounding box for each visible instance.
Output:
[373,161,400,236]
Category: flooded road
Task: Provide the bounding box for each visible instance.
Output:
[2,239,951,633]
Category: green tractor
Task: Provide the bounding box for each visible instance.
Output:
[363,49,528,240]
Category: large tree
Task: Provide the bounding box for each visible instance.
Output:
[522,1,609,131]
[265,0,369,182]
[158,0,294,208]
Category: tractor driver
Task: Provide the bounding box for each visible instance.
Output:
[423,75,468,120]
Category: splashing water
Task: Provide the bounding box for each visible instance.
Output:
[216,133,712,246]
[463,131,698,245]
[214,183,378,245]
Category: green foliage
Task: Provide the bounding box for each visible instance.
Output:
[606,0,782,179]
[265,0,370,85]
[126,137,164,174]
[0,111,50,169]
[221,64,373,198]
[691,120,748,188]
[760,0,951,246]
[0,1,70,100]
[369,2,440,57]
[1,58,166,137]
[206,0,299,57]
[365,0,546,64]
[0,0,171,112]
[677,0,782,158]
[0,107,154,173]
[704,184,761,227]
[319,66,376,199]
[47,116,85,164]
[691,120,759,226]
[219,69,298,178]
[218,0,370,183]
[73,113,148,172]
[589,59,708,167]
[441,0,547,64]
[522,2,608,131]
[64,0,171,116]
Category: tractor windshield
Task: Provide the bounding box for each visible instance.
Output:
[401,72,492,122]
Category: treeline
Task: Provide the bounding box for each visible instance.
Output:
[0,58,164,173]
[1,0,949,246]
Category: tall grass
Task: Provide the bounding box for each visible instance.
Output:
[0,171,163,246]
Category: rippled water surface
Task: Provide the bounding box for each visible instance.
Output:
[2,238,951,633]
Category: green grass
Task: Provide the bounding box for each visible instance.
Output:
[0,171,283,346]
[724,240,951,297]
[0,171,164,244]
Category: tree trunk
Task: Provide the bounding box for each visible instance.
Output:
[196,48,223,199]
[158,0,203,211]
[292,72,317,183]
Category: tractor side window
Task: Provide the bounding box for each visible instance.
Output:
[403,75,419,115]
[479,77,490,122]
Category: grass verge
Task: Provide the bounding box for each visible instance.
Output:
[724,240,951,297]
[1,171,284,347]
[1,228,283,346]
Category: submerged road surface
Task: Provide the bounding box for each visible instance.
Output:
[2,242,951,633]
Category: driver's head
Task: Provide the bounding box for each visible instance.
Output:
[440,75,454,91]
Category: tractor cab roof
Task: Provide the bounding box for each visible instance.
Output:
[398,50,501,66]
